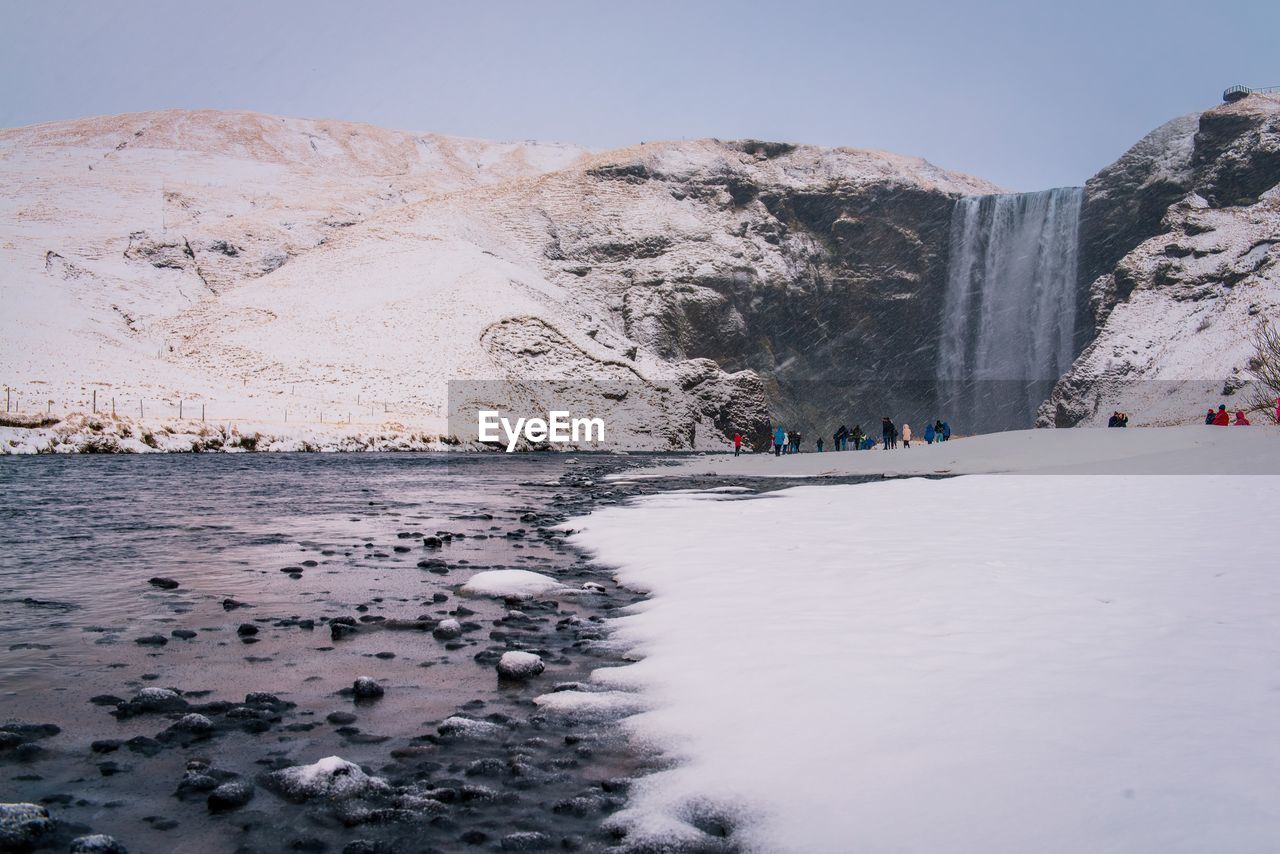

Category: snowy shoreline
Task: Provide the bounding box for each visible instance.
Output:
[561,427,1280,852]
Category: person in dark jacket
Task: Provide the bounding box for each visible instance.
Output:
[935,419,945,441]
[793,431,802,454]
[816,437,825,452]
[851,425,864,450]
[835,425,848,451]
[1204,408,1217,425]
[941,421,951,441]
[1212,405,1230,426]
[881,417,894,450]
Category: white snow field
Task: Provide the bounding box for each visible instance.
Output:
[635,424,1280,479]
[569,431,1280,852]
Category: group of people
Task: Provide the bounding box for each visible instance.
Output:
[732,418,953,456]
[769,427,804,456]
[1205,404,1252,426]
[876,418,951,450]
[728,399,1278,455]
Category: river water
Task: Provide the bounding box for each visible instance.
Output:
[0,453,671,853]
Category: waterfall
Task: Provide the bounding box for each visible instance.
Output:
[937,187,1084,433]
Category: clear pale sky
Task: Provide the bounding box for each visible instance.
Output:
[2,0,1276,190]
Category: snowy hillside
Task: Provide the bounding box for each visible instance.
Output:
[1045,94,1280,426]
[1,109,996,451]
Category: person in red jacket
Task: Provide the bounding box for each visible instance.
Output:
[1234,411,1251,426]
[1212,404,1231,426]
[733,432,743,456]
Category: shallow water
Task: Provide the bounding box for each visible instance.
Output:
[0,453,661,852]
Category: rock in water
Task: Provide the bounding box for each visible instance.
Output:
[70,834,129,853]
[431,618,462,640]
[170,713,214,735]
[0,803,55,850]
[351,677,384,700]
[147,577,180,590]
[496,651,545,680]
[115,687,188,716]
[268,756,389,802]
[207,779,255,812]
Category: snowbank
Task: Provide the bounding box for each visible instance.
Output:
[627,425,1280,480]
[569,469,1280,851]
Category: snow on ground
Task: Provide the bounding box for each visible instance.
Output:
[0,413,446,454]
[626,425,1280,479]
[569,429,1280,852]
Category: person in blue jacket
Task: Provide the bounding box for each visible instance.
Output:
[941,421,952,441]
[773,426,786,457]
[924,422,936,444]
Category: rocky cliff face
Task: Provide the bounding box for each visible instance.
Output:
[1,111,995,451]
[1044,94,1280,426]
[463,140,998,438]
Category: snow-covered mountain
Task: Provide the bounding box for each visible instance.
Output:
[1,109,995,450]
[1043,94,1280,426]
[5,99,1272,452]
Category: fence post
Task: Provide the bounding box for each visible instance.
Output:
[140,400,144,418]
[202,404,205,423]
[112,397,116,417]
[5,386,9,413]
[179,400,183,419]
[93,389,97,413]
[47,399,53,414]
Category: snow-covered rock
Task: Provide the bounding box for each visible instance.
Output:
[0,803,55,850]
[350,676,384,700]
[69,833,128,853]
[460,569,563,598]
[495,651,545,680]
[268,756,389,802]
[436,716,505,739]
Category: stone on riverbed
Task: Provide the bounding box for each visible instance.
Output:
[207,779,255,812]
[431,618,462,640]
[147,577,179,590]
[460,569,562,599]
[114,687,188,717]
[436,716,505,739]
[496,651,545,680]
[70,833,129,853]
[351,677,384,700]
[0,803,55,850]
[170,713,214,735]
[268,756,389,803]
